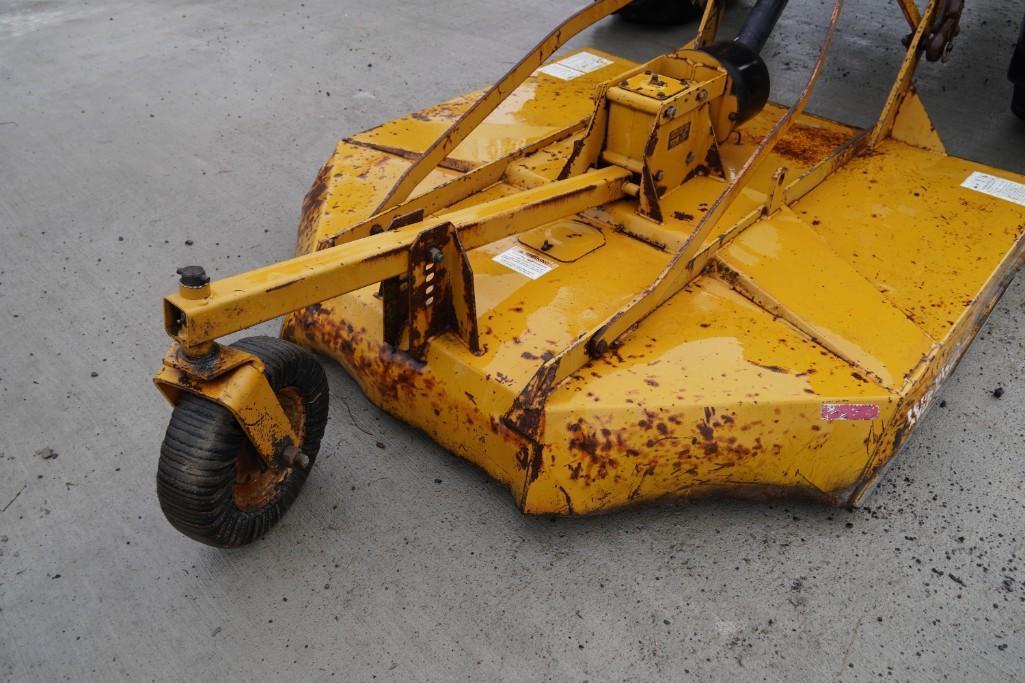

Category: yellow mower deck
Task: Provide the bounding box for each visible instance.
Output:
[155,1,1025,537]
[282,50,1025,514]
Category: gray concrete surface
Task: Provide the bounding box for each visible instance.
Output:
[2,0,1025,680]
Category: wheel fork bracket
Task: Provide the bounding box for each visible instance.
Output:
[153,344,300,468]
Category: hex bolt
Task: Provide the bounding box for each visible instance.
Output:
[370,224,384,235]
[686,151,695,164]
[697,89,709,102]
[664,106,677,120]
[429,247,444,263]
[655,170,665,182]
[591,339,608,357]
[540,240,553,251]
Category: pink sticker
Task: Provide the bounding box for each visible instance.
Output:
[821,403,880,421]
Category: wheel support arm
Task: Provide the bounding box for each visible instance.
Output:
[164,167,631,354]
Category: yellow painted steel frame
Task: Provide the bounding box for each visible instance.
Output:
[155,0,1025,514]
[153,345,299,464]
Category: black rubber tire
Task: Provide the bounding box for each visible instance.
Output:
[157,336,329,548]
[618,0,705,25]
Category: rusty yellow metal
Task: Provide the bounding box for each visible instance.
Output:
[155,1,1025,516]
[688,0,726,49]
[373,0,634,212]
[315,121,589,251]
[153,345,299,463]
[524,0,845,396]
[164,166,630,352]
[869,0,941,148]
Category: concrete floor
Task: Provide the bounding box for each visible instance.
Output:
[2,0,1024,679]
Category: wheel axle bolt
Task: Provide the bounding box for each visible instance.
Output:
[283,444,309,469]
[429,247,444,263]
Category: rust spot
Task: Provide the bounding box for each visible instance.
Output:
[558,138,586,180]
[764,123,852,166]
[644,128,659,157]
[504,360,560,440]
[412,93,479,121]
[639,168,664,223]
[297,161,333,254]
[704,143,724,177]
[749,360,788,374]
[265,278,303,294]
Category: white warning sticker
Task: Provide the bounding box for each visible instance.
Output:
[537,51,614,81]
[537,63,584,81]
[493,247,556,280]
[962,171,1025,208]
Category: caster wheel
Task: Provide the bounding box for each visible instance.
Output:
[157,336,329,548]
[618,0,706,25]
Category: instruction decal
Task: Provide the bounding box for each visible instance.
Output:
[493,247,556,280]
[538,51,614,81]
[961,171,1025,208]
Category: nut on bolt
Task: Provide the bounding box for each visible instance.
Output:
[429,247,444,263]
[283,444,309,470]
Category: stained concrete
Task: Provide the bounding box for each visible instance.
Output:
[1,1,1024,680]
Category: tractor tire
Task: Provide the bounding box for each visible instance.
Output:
[618,0,705,25]
[157,336,329,548]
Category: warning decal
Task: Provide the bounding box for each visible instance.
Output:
[493,247,557,280]
[962,171,1025,208]
[538,51,614,81]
